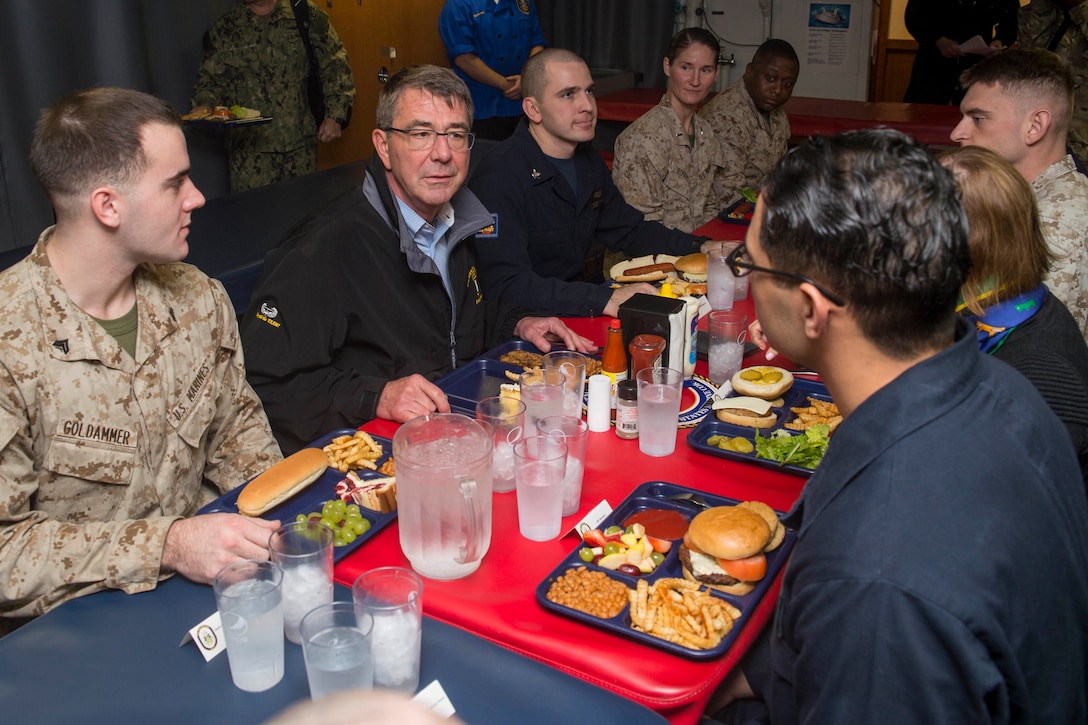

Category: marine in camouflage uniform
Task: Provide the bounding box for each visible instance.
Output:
[0,233,282,619]
[1033,155,1088,338]
[698,78,790,208]
[612,94,724,233]
[192,0,355,193]
[1020,0,1088,169]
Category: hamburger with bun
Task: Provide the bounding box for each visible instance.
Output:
[713,395,780,428]
[673,253,707,283]
[237,448,328,516]
[679,502,784,594]
[731,366,794,400]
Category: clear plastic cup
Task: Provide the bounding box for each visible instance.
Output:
[299,601,374,700]
[513,435,568,541]
[269,520,334,644]
[475,396,525,494]
[213,559,285,692]
[535,415,588,517]
[352,567,424,693]
[636,366,684,457]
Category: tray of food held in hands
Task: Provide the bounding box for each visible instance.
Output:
[718,197,756,225]
[198,428,396,562]
[182,105,272,128]
[435,340,602,416]
[687,365,839,477]
[536,481,796,660]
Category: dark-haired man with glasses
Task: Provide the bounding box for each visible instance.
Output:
[240,65,592,454]
[707,129,1088,724]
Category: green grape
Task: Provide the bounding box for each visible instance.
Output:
[650,551,665,566]
[345,504,361,518]
[295,513,308,523]
[332,499,347,517]
[322,500,338,518]
[320,517,336,531]
[578,547,595,563]
[334,535,346,547]
[603,525,622,536]
[352,518,371,536]
[603,542,623,556]
[342,528,358,544]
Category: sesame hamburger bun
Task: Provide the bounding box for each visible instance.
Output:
[731,366,794,400]
[684,505,772,559]
[673,253,708,283]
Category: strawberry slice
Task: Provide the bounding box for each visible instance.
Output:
[646,536,672,553]
[581,528,608,548]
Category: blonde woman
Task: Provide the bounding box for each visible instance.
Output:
[612,28,723,232]
[941,145,1088,486]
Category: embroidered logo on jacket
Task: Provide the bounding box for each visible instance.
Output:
[256,301,281,329]
[477,214,499,238]
[518,0,531,14]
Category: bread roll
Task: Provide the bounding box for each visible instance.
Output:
[731,366,794,400]
[237,448,328,516]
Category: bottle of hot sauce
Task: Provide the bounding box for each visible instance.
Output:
[601,318,628,410]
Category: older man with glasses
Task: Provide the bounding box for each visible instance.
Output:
[239,65,593,454]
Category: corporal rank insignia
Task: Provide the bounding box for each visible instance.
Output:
[477,214,499,238]
[52,339,69,355]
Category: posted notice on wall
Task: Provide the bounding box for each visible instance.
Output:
[805,3,853,67]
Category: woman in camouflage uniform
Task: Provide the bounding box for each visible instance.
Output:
[612,28,723,233]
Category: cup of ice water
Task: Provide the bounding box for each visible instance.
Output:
[352,567,424,693]
[535,415,588,517]
[299,601,374,699]
[708,309,749,387]
[213,559,285,692]
[476,396,525,494]
[706,244,736,311]
[269,520,335,645]
[513,435,568,541]
[636,366,684,457]
[519,368,566,429]
[543,350,587,418]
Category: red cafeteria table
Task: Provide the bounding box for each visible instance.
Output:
[333,218,808,724]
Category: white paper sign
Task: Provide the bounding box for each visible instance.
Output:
[566,499,613,538]
[180,610,226,662]
[413,680,456,718]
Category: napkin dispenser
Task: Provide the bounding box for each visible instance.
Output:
[618,294,686,373]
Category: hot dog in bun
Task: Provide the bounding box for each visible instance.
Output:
[610,255,679,283]
[237,448,328,516]
[679,502,784,594]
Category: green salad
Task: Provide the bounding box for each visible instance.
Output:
[753,424,830,470]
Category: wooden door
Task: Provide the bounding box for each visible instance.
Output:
[318,0,448,169]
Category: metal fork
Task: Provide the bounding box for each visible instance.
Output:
[666,492,710,509]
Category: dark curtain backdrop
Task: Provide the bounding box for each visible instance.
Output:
[0,0,234,251]
[538,0,675,88]
[0,0,673,252]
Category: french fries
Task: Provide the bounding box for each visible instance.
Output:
[784,397,842,432]
[627,577,740,650]
[322,431,383,473]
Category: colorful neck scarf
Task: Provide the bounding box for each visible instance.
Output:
[962,285,1048,354]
